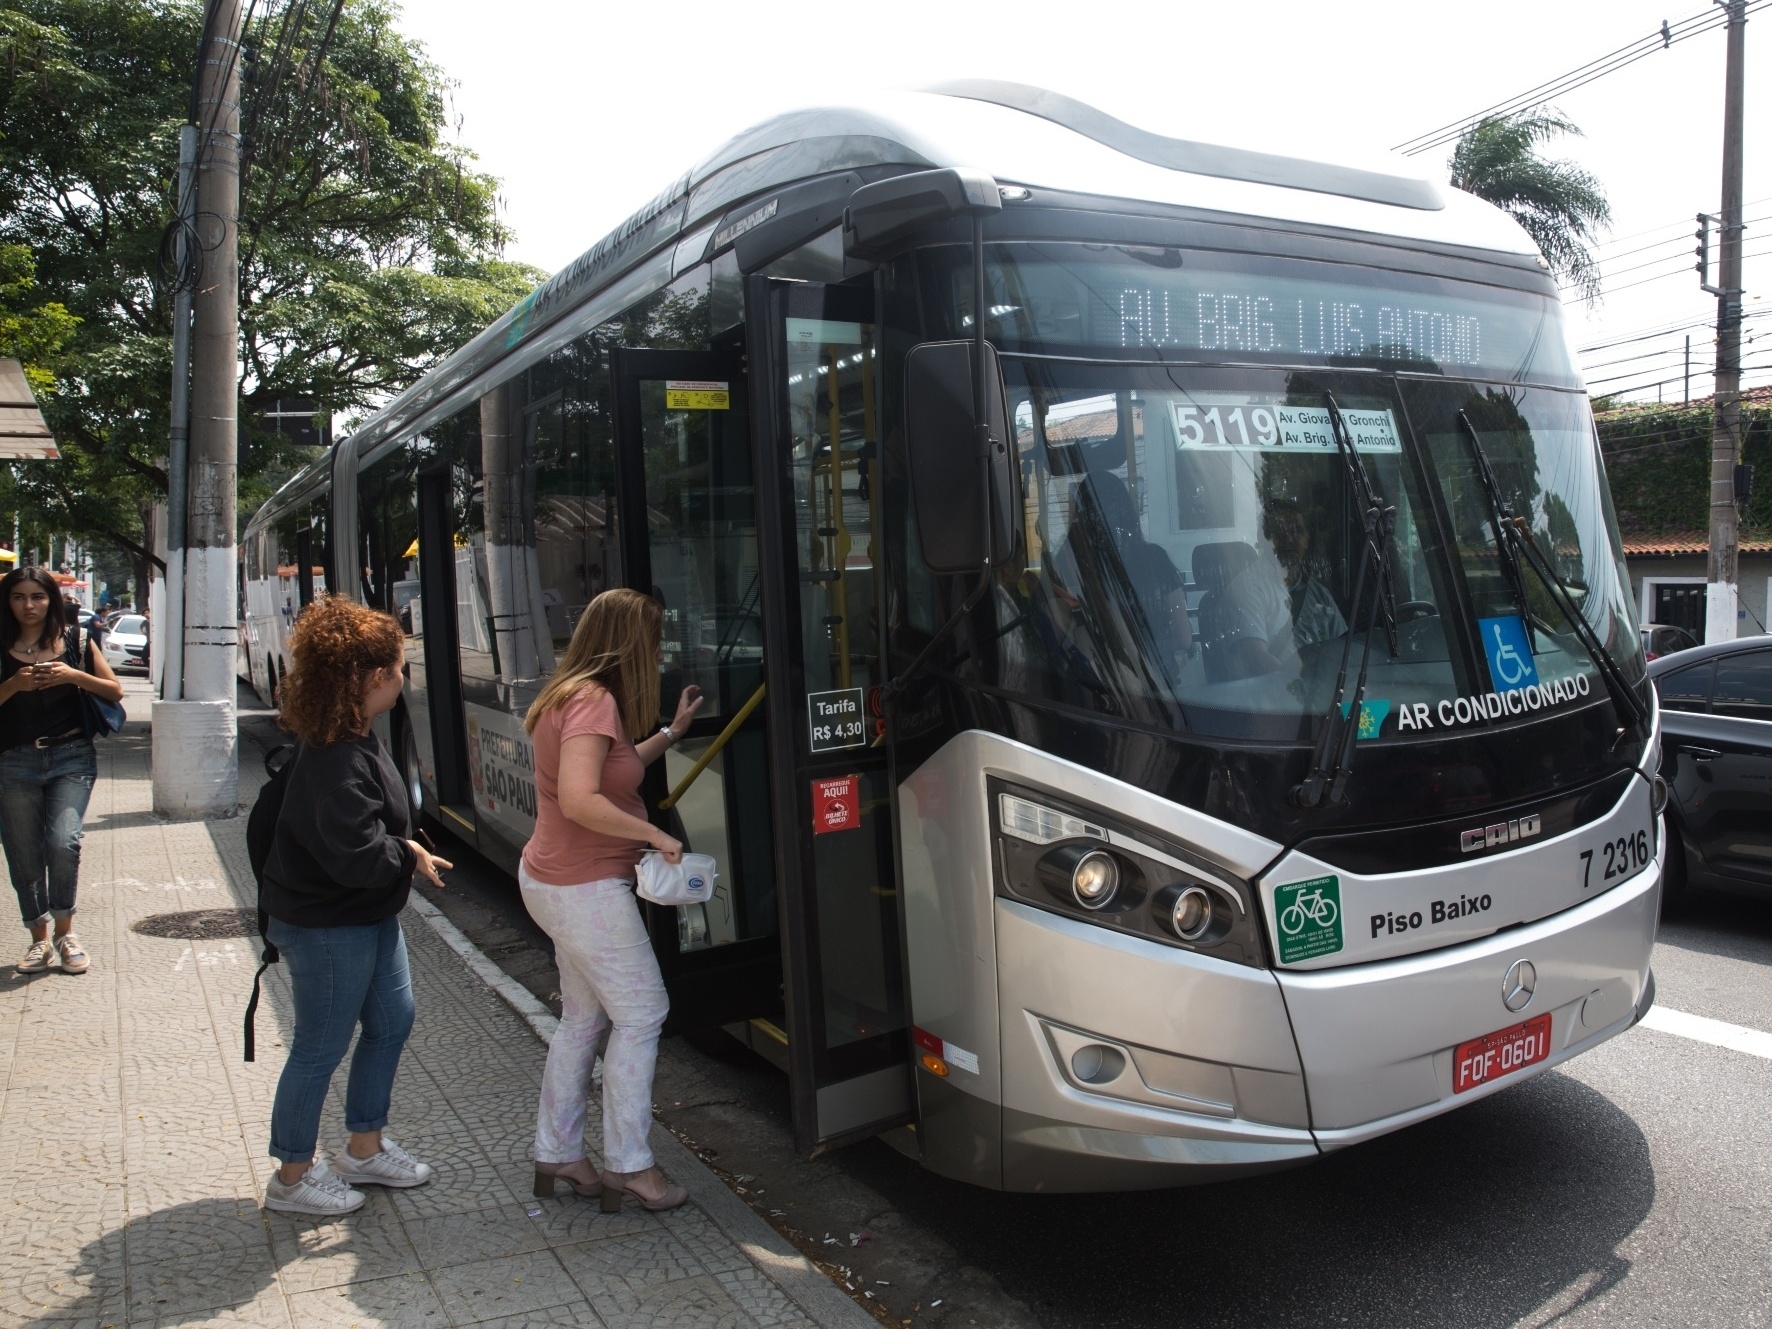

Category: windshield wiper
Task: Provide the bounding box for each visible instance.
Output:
[1292,394,1398,810]
[1457,410,1537,629]
[1455,412,1646,728]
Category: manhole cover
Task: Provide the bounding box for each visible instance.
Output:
[133,909,258,940]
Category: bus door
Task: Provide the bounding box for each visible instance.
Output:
[609,347,783,1029]
[747,277,913,1154]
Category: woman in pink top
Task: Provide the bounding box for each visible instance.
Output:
[520,588,703,1212]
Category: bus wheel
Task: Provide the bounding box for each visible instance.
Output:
[266,657,278,704]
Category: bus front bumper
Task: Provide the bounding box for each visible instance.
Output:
[1277,858,1660,1148]
[978,857,1657,1191]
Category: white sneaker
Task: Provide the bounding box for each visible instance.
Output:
[16,938,55,973]
[332,1137,433,1189]
[264,1159,366,1216]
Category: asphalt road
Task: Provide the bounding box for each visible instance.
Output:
[237,693,1772,1327]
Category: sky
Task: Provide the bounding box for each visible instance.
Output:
[400,0,1769,405]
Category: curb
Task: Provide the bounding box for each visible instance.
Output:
[406,891,876,1329]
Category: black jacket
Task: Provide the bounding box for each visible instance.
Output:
[262,735,416,927]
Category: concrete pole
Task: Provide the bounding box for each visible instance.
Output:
[1705,0,1748,645]
[153,0,242,818]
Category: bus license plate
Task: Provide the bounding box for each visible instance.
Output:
[1453,1013,1552,1093]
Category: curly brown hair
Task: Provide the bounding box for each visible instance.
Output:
[277,595,404,746]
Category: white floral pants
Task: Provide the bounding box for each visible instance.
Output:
[519,866,669,1173]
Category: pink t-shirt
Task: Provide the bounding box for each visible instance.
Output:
[522,686,650,886]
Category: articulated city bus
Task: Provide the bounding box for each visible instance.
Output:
[243,83,1665,1190]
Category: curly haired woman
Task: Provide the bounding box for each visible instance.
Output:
[260,596,451,1217]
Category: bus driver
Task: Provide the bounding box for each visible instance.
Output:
[1218,496,1348,676]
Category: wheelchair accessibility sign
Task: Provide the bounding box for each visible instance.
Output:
[1479,615,1539,692]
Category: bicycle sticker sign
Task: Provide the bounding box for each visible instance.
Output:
[1274,874,1343,964]
[1478,614,1539,692]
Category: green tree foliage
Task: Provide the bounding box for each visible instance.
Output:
[0,0,544,575]
[1598,400,1772,535]
[1449,111,1612,304]
[0,242,77,391]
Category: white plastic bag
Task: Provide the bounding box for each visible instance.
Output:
[635,850,717,906]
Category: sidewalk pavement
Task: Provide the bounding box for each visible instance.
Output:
[2,680,874,1329]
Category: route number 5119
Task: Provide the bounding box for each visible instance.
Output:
[1580,827,1650,889]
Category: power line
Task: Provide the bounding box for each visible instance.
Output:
[1590,193,1772,254]
[1578,306,1772,355]
[1394,0,1772,157]
[1569,211,1771,287]
[1589,243,1772,298]
[1590,353,1772,402]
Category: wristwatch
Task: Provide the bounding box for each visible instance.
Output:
[658,724,677,745]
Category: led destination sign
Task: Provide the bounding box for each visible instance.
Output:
[973,246,1576,384]
[1120,286,1484,366]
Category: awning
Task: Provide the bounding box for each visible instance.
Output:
[0,358,59,459]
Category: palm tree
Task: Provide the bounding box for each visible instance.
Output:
[1449,111,1612,304]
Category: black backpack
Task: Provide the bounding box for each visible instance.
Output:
[243,742,297,1062]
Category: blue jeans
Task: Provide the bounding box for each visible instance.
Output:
[0,740,97,927]
[268,916,415,1165]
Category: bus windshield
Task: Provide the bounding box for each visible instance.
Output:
[986,362,1640,743]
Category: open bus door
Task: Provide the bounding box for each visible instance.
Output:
[609,347,784,1031]
[745,277,914,1154]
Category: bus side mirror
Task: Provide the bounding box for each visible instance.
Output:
[844,168,1000,260]
[904,340,1018,574]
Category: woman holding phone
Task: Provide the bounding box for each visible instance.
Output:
[0,566,123,975]
[521,588,703,1212]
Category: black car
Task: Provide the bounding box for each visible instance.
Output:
[1650,635,1772,900]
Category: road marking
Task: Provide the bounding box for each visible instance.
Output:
[1640,1005,1772,1062]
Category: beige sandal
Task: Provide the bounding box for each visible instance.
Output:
[599,1167,688,1212]
[533,1160,603,1198]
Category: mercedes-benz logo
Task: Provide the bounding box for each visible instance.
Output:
[1503,958,1537,1012]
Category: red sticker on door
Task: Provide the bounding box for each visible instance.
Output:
[813,775,860,834]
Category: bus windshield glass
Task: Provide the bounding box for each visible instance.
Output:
[983,364,1639,742]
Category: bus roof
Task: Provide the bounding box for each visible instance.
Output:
[311,83,1540,486]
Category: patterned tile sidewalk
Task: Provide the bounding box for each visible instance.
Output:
[0,682,872,1329]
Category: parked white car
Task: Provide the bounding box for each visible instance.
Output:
[101,614,149,673]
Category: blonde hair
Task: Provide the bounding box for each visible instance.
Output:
[525,588,662,740]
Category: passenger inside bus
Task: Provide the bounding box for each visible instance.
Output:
[1197,496,1347,680]
[1047,453,1192,684]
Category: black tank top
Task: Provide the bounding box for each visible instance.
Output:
[0,629,87,752]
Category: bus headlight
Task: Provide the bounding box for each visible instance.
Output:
[996,778,1263,967]
[1168,885,1213,940]
[1071,851,1119,911]
[1034,843,1137,913]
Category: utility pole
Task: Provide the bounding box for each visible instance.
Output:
[160,123,197,705]
[152,0,242,818]
[1703,0,1748,645]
